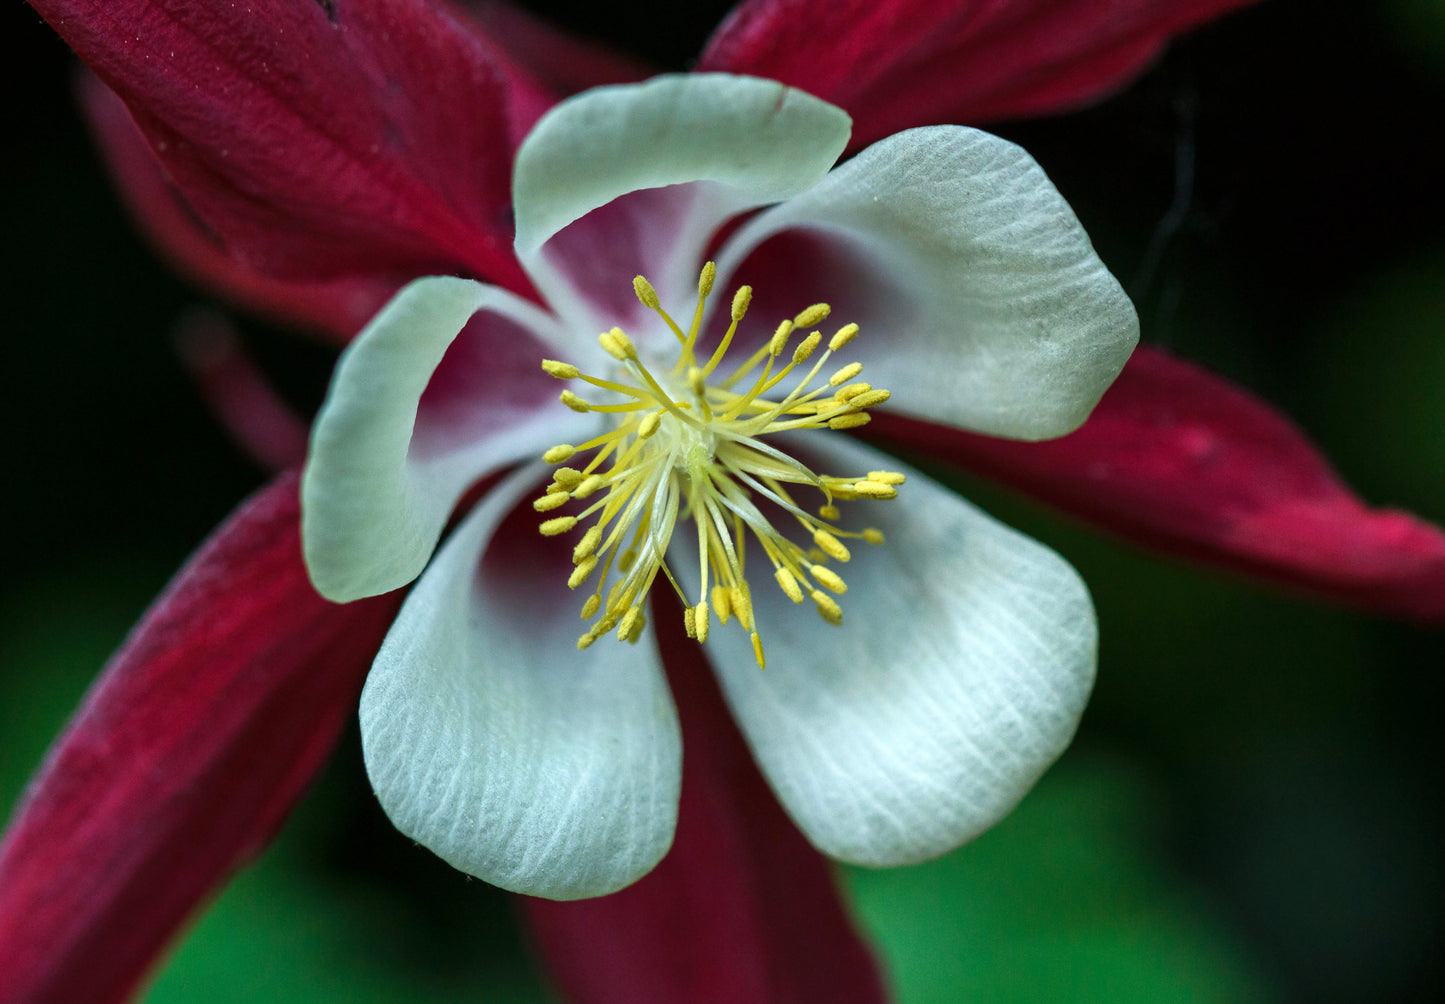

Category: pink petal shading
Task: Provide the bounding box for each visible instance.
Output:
[457,1,652,97]
[30,0,545,294]
[700,0,1259,148]
[521,597,888,1004]
[80,74,403,344]
[0,474,401,1004]
[869,346,1445,623]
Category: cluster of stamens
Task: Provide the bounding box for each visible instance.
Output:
[534,261,903,667]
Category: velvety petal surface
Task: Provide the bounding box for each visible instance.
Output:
[30,0,543,292]
[870,346,1445,622]
[0,474,400,1004]
[80,74,403,344]
[512,74,850,335]
[302,276,584,602]
[360,465,682,900]
[721,125,1137,440]
[522,597,887,1004]
[700,0,1260,148]
[704,437,1096,866]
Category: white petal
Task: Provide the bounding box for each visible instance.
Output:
[360,463,682,899]
[718,126,1139,440]
[511,74,850,337]
[302,276,590,601]
[705,436,1096,866]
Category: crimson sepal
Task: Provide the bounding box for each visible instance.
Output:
[80,74,404,344]
[870,346,1445,623]
[701,0,1259,148]
[0,473,401,1004]
[29,0,545,293]
[521,597,888,1004]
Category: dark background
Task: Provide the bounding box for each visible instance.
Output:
[3,1,1443,1000]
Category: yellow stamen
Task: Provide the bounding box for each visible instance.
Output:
[534,271,902,661]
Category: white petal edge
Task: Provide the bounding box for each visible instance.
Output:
[703,436,1097,866]
[717,126,1139,440]
[302,276,588,601]
[512,74,850,329]
[360,462,682,899]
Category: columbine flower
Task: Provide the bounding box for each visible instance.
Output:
[11,2,1444,1002]
[299,73,1136,897]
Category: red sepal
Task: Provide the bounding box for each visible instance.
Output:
[701,0,1258,148]
[80,74,403,344]
[30,0,543,293]
[869,346,1445,623]
[0,474,401,1004]
[521,597,888,1004]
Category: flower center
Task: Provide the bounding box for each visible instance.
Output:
[534,262,902,668]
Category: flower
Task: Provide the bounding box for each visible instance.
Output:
[298,73,1137,897]
[8,2,1444,1002]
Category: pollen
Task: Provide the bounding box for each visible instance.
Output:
[536,262,898,667]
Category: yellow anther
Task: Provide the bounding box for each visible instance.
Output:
[560,390,591,413]
[633,275,660,309]
[731,285,752,321]
[768,320,793,356]
[828,323,859,351]
[751,631,766,669]
[626,613,647,643]
[574,525,602,561]
[617,605,643,641]
[599,327,637,361]
[637,411,662,439]
[792,331,821,364]
[794,303,830,328]
[812,590,844,625]
[553,467,584,488]
[849,388,891,409]
[811,566,847,594]
[683,605,696,638]
[863,528,886,545]
[828,413,871,430]
[818,503,841,521]
[542,359,579,379]
[577,632,597,651]
[694,600,710,643]
[568,555,598,589]
[687,366,706,398]
[539,516,578,536]
[774,567,804,603]
[731,587,755,631]
[834,382,872,402]
[852,481,898,500]
[544,444,576,464]
[533,492,569,512]
[813,530,851,562]
[580,594,601,619]
[868,471,906,485]
[698,260,716,296]
[573,474,605,499]
[712,585,732,624]
[828,362,863,387]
